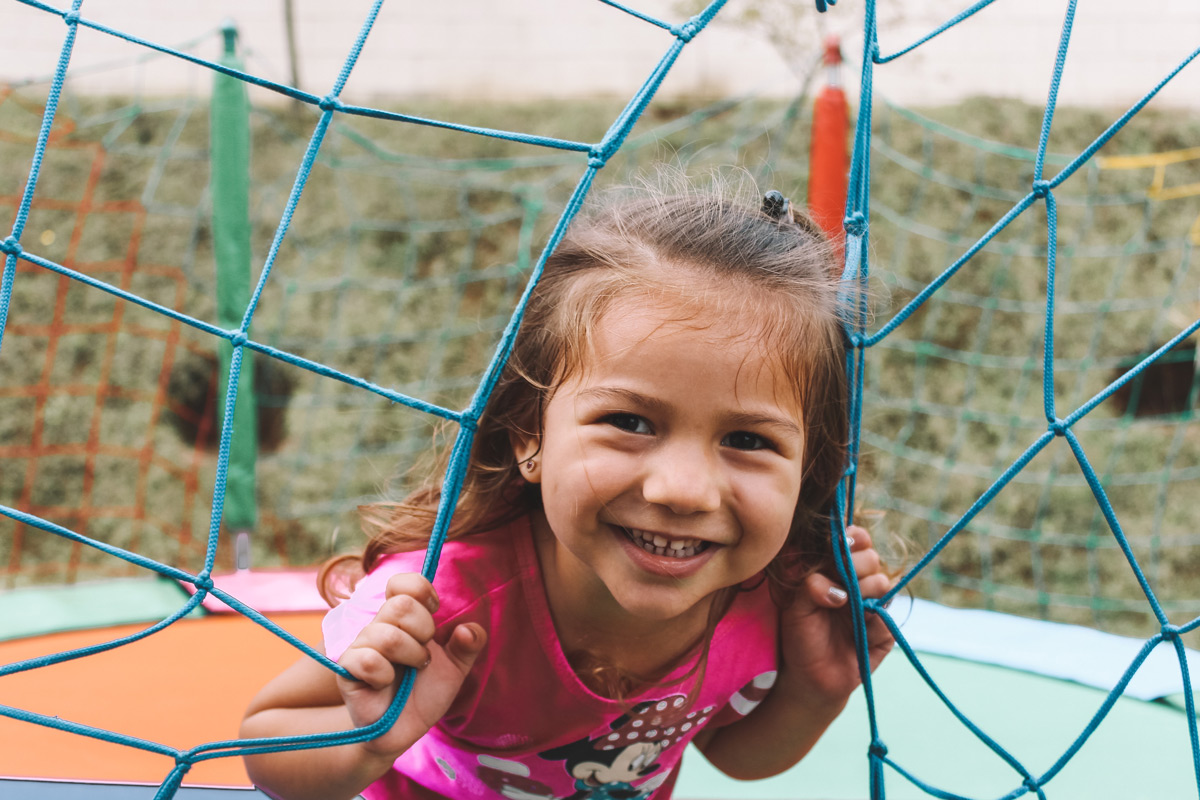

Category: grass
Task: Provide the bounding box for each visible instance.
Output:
[0,88,811,584]
[861,97,1200,644]
[2,86,1199,646]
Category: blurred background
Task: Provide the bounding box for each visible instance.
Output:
[2,0,1199,648]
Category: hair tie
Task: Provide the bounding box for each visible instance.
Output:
[761,190,794,223]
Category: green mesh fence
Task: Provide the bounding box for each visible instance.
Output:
[3,2,1200,798]
[860,97,1200,644]
[0,29,816,587]
[5,16,1200,646]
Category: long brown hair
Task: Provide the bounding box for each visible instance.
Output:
[321,179,852,694]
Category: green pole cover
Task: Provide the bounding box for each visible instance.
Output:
[212,22,257,534]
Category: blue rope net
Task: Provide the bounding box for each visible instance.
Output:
[1,1,1199,799]
[838,1,1200,797]
[0,0,732,795]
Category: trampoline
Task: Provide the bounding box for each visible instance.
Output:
[2,578,1196,799]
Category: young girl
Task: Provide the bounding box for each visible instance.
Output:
[240,184,895,800]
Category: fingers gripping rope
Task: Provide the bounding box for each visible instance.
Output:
[2,2,737,797]
[9,1,1200,799]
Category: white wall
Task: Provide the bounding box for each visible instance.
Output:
[1,0,1197,108]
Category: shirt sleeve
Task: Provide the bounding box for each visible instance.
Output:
[321,551,425,661]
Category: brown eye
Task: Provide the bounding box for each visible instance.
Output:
[722,431,770,451]
[603,413,652,434]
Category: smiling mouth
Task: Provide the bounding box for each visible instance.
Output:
[624,528,711,559]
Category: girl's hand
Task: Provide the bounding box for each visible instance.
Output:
[336,572,487,759]
[776,526,894,710]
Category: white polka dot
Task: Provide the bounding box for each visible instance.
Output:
[673,697,685,707]
[656,701,668,711]
[729,691,761,716]
[646,730,657,738]
[436,758,456,781]
[682,722,692,731]
[665,727,675,735]
[703,706,714,713]
[753,671,778,689]
[476,755,529,777]
[608,733,620,741]
[632,719,643,727]
[628,732,639,740]
[697,718,707,726]
[687,711,697,718]
[603,745,615,751]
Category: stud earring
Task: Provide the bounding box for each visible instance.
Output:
[524,458,537,472]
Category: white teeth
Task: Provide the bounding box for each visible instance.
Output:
[627,529,707,559]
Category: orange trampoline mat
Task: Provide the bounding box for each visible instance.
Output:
[0,612,325,787]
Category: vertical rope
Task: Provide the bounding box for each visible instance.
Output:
[3,0,1200,797]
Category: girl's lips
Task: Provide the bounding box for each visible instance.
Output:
[611,525,718,579]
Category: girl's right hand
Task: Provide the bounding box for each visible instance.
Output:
[336,572,487,759]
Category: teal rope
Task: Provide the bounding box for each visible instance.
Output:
[819,0,1200,794]
[5,0,1200,796]
[0,0,84,359]
[0,0,732,794]
[874,0,1002,65]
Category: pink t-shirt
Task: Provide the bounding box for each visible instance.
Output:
[322,516,779,800]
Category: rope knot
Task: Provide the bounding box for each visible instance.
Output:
[868,739,887,758]
[318,94,343,113]
[458,413,478,433]
[813,0,834,12]
[230,330,249,348]
[193,574,214,594]
[673,19,701,43]
[844,212,866,237]
[847,331,865,349]
[1032,179,1052,199]
[587,146,610,169]
[1161,623,1180,642]
[63,9,80,25]
[1048,418,1068,437]
[0,236,21,257]
[1023,777,1041,793]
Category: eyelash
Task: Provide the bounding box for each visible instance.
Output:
[602,413,651,434]
[722,431,773,452]
[601,414,774,452]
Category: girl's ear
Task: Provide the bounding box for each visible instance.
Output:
[510,433,542,484]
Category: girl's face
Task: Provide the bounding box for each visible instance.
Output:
[517,293,806,626]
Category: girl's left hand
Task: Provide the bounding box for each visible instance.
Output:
[776,525,895,708]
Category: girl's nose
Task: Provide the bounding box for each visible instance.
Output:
[641,445,722,515]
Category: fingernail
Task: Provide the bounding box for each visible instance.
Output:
[421,652,432,668]
[425,594,439,614]
[828,586,848,603]
[462,625,477,644]
[845,535,855,548]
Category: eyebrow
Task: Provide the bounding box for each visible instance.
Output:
[725,411,804,439]
[577,386,668,413]
[577,386,803,438]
